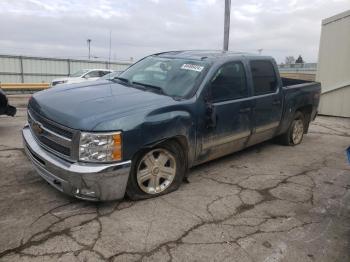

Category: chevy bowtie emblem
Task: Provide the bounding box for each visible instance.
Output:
[32,121,44,135]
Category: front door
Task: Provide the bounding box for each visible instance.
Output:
[247,60,283,146]
[198,61,253,163]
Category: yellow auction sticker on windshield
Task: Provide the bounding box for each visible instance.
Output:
[181,64,204,72]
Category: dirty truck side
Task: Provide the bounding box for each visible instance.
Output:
[22,51,321,201]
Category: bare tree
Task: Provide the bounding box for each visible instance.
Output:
[285,56,295,65]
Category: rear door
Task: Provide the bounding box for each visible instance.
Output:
[247,60,283,146]
[199,60,253,162]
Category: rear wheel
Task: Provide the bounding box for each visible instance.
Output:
[291,118,304,144]
[278,111,305,146]
[126,141,186,200]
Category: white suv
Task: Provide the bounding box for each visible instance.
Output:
[51,69,113,86]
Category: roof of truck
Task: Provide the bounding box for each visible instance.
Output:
[154,50,268,61]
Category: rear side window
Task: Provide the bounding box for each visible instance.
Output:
[250,61,278,95]
[210,62,248,102]
[99,71,109,77]
[85,71,100,78]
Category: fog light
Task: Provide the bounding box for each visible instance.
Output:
[80,188,96,197]
[74,188,96,199]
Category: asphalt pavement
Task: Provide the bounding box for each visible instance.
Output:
[0,95,349,261]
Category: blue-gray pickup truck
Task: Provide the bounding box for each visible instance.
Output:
[22,51,321,201]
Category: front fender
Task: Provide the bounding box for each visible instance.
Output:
[136,110,195,164]
[118,108,196,166]
[92,99,198,166]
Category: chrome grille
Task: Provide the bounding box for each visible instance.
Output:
[28,109,77,161]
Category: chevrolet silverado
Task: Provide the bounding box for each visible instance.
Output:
[23,51,321,201]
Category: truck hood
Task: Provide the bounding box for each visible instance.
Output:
[29,80,176,131]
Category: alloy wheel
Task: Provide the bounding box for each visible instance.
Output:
[292,119,304,144]
[136,149,177,194]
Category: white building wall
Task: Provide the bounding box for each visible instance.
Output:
[316,10,350,117]
[319,87,350,118]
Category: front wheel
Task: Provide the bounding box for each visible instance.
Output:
[126,141,186,200]
[278,111,305,146]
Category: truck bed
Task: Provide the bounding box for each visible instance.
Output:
[281,77,314,87]
[278,78,321,135]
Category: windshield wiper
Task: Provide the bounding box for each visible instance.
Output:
[114,77,131,85]
[132,82,166,95]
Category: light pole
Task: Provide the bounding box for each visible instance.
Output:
[223,0,231,51]
[108,30,112,69]
[87,39,91,60]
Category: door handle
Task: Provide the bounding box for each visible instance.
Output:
[239,107,251,113]
[272,100,281,105]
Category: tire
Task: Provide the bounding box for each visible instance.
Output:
[278,111,305,146]
[126,140,186,200]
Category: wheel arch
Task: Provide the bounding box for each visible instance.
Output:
[295,104,313,133]
[137,135,190,169]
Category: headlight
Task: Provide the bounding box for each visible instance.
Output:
[79,132,122,162]
[57,80,68,84]
[51,80,68,86]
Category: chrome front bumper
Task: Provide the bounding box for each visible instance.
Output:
[22,126,131,201]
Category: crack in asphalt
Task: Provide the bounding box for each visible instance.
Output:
[309,131,350,137]
[0,147,25,154]
[0,200,136,259]
[109,167,325,261]
[0,157,331,260]
[1,119,349,261]
[161,198,205,222]
[112,216,319,262]
[27,202,75,228]
[311,123,350,137]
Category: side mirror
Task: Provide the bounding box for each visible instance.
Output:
[83,74,90,79]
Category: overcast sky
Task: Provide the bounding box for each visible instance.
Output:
[0,0,348,63]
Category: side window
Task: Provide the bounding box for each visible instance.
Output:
[250,61,278,95]
[85,71,100,78]
[100,71,111,76]
[210,62,248,102]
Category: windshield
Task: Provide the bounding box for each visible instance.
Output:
[117,56,209,98]
[100,71,121,80]
[70,69,89,77]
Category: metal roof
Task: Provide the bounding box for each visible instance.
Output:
[322,9,350,26]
